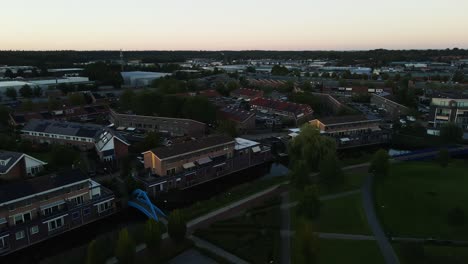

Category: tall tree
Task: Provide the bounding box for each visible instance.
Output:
[319,152,344,190]
[19,85,33,98]
[115,228,136,264]
[168,209,187,243]
[368,149,390,179]
[294,221,319,264]
[290,160,311,190]
[144,219,163,250]
[5,88,17,100]
[297,185,321,220]
[85,240,102,264]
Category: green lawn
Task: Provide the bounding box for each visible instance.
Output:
[396,243,468,264]
[376,161,468,240]
[317,192,371,235]
[318,172,367,196]
[194,198,282,264]
[319,239,384,264]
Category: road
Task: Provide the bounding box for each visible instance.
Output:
[362,174,400,264]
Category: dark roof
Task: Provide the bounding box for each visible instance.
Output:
[219,107,255,123]
[22,119,104,139]
[316,115,378,126]
[231,88,263,98]
[0,169,88,204]
[251,98,313,116]
[150,135,235,159]
[0,151,24,174]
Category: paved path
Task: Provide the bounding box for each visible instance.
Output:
[362,174,400,264]
[280,192,291,264]
[190,235,249,264]
[318,232,376,241]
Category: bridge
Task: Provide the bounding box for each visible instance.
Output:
[127,189,167,221]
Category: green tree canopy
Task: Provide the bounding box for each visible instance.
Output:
[5,88,17,100]
[144,219,163,250]
[319,152,344,190]
[289,124,336,172]
[217,120,238,138]
[115,228,136,264]
[294,220,319,264]
[168,209,187,243]
[19,85,33,98]
[297,185,321,220]
[440,122,463,143]
[271,65,290,76]
[368,149,390,179]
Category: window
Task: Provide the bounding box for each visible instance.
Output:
[0,236,7,249]
[70,195,84,205]
[48,217,64,231]
[72,212,80,220]
[83,208,90,216]
[43,205,61,216]
[14,212,31,225]
[15,231,25,240]
[98,202,111,213]
[30,226,39,235]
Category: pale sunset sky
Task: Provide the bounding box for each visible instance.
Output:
[1,0,467,50]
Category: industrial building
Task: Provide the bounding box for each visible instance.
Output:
[120,71,171,87]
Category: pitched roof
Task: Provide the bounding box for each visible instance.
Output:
[219,107,255,123]
[148,135,235,159]
[0,151,24,174]
[251,98,313,116]
[22,119,104,139]
[0,169,88,205]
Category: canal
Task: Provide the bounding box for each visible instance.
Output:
[1,161,289,263]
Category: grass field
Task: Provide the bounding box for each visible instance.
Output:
[375,161,468,240]
[396,243,468,264]
[319,239,384,264]
[317,192,371,235]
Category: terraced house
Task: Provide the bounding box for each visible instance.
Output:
[0,151,47,181]
[0,170,116,256]
[250,97,313,125]
[21,119,129,161]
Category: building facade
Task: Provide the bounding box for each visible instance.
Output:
[0,170,116,256]
[370,94,410,119]
[429,98,468,131]
[109,109,206,137]
[137,136,272,196]
[21,119,129,161]
[0,151,47,181]
[309,115,390,149]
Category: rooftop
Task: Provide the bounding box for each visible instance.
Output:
[219,107,255,123]
[22,119,105,139]
[0,151,24,174]
[148,135,235,160]
[314,115,379,126]
[251,97,313,116]
[0,169,88,205]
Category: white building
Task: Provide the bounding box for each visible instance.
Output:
[121,71,172,87]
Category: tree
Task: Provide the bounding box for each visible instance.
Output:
[399,243,425,263]
[85,240,102,264]
[181,96,217,124]
[144,219,163,250]
[21,100,34,111]
[5,88,17,100]
[290,160,311,190]
[289,124,336,172]
[33,87,42,97]
[19,85,33,98]
[68,93,85,106]
[271,65,289,76]
[4,69,14,78]
[144,131,161,149]
[168,209,187,243]
[48,97,61,111]
[0,105,10,126]
[294,221,319,264]
[319,152,344,190]
[453,70,465,83]
[246,66,256,73]
[217,120,238,137]
[440,122,463,143]
[448,207,465,226]
[297,185,321,220]
[368,149,390,179]
[300,81,313,92]
[115,228,135,264]
[50,145,79,168]
[437,149,450,168]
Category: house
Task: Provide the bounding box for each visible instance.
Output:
[0,170,116,256]
[309,115,390,149]
[250,97,313,125]
[218,107,256,133]
[138,136,272,196]
[230,88,264,101]
[0,151,47,181]
[109,109,206,138]
[21,119,129,161]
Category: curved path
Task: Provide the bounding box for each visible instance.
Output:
[362,174,400,264]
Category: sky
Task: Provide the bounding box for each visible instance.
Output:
[1,0,468,51]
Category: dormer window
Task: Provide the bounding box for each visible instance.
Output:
[0,158,11,166]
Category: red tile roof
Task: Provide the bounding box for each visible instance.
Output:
[250,98,313,116]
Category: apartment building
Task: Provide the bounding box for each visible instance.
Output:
[250,97,313,125]
[0,170,116,256]
[429,98,468,131]
[138,136,271,196]
[309,115,390,149]
[21,119,129,161]
[109,109,206,137]
[0,151,47,181]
